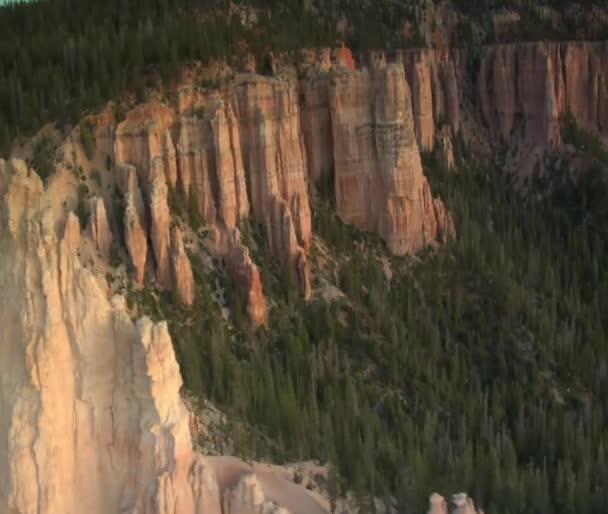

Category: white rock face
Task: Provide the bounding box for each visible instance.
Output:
[0,159,321,514]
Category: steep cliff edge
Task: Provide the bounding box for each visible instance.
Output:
[80,57,452,325]
[0,158,329,514]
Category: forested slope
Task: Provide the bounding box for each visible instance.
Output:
[1,0,608,152]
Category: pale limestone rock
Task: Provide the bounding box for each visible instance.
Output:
[117,163,148,286]
[223,474,266,514]
[170,227,195,307]
[89,196,112,260]
[63,211,81,250]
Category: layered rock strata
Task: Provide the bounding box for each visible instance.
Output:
[325,64,454,253]
[94,65,450,322]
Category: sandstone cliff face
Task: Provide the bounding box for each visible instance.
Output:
[118,163,148,287]
[365,42,607,176]
[326,63,453,254]
[171,226,195,307]
[149,157,172,288]
[96,64,449,322]
[89,196,113,260]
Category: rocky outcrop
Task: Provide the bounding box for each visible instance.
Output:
[114,100,176,187]
[224,228,268,328]
[210,101,250,228]
[300,72,334,184]
[233,75,312,255]
[427,493,484,514]
[327,63,453,254]
[89,196,112,260]
[149,157,172,288]
[0,159,321,514]
[428,493,448,514]
[117,163,148,286]
[171,226,195,307]
[478,43,561,149]
[67,51,463,321]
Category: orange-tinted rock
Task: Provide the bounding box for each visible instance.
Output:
[225,228,268,328]
[124,194,148,287]
[300,73,334,184]
[397,49,461,141]
[149,158,172,288]
[335,44,356,70]
[437,125,455,170]
[233,75,312,253]
[329,63,452,254]
[410,56,436,150]
[89,197,112,260]
[433,197,456,242]
[210,101,250,227]
[114,100,177,187]
[170,226,195,307]
[478,43,560,148]
[176,116,218,224]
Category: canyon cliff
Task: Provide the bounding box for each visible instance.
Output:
[0,158,330,514]
[0,156,474,514]
[84,40,607,323]
[80,51,454,326]
[363,41,607,175]
[1,36,607,514]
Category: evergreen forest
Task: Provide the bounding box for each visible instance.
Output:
[1,0,607,153]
